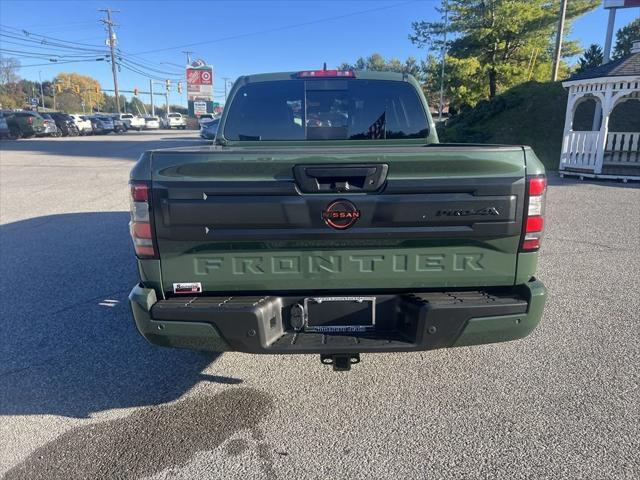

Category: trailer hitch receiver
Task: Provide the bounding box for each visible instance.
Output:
[320,353,361,371]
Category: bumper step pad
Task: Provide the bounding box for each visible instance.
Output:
[149,290,528,354]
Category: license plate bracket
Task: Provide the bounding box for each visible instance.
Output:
[303,296,376,333]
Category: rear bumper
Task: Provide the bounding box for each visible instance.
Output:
[129,279,546,354]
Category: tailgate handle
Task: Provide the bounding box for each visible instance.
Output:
[294,164,388,193]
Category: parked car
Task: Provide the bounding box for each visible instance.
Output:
[0,113,11,139]
[127,69,548,372]
[198,113,216,127]
[114,113,145,131]
[199,117,220,140]
[50,112,79,136]
[110,115,127,133]
[162,112,187,129]
[143,116,160,130]
[69,114,93,135]
[39,113,61,137]
[4,111,46,138]
[89,115,115,134]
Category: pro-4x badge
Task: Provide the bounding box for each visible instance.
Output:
[322,200,361,230]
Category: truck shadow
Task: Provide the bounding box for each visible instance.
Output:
[0,212,239,419]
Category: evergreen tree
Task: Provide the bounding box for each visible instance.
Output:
[576,44,604,73]
[612,18,640,59]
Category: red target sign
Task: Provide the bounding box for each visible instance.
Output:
[200,70,212,84]
[186,68,213,85]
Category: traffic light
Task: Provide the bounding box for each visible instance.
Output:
[133,87,139,97]
[177,82,182,94]
[165,79,171,91]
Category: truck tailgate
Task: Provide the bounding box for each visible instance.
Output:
[150,145,527,294]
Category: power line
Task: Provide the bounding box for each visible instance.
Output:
[1,24,186,78]
[0,47,104,59]
[116,60,181,82]
[0,31,107,54]
[116,52,183,76]
[14,58,107,68]
[15,20,97,29]
[117,57,182,79]
[0,36,107,55]
[0,23,106,48]
[130,0,420,55]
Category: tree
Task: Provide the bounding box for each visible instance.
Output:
[0,56,20,84]
[129,97,147,116]
[338,54,421,78]
[576,44,604,73]
[54,72,103,112]
[102,94,127,113]
[612,18,640,59]
[410,0,599,100]
[422,54,488,112]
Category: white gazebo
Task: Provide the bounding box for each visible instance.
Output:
[559,41,640,181]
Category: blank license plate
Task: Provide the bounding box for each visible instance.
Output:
[303,296,375,333]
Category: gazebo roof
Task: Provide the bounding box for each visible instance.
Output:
[566,51,640,82]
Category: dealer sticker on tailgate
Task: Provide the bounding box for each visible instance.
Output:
[173,282,202,294]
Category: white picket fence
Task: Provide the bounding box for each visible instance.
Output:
[604,132,640,165]
[560,131,602,171]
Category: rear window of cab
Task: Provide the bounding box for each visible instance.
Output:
[223,79,429,141]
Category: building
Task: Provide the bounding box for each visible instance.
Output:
[559,41,640,181]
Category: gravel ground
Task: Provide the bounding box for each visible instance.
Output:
[1,131,638,479]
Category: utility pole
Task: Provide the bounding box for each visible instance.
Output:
[182,50,194,65]
[603,8,617,64]
[551,0,567,82]
[38,71,45,108]
[438,0,449,121]
[222,77,231,103]
[149,79,155,116]
[100,8,121,113]
[165,80,170,115]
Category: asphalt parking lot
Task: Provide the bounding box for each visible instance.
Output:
[1,131,638,479]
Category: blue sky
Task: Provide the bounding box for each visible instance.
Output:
[1,0,638,106]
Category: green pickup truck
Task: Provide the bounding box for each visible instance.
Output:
[128,69,547,371]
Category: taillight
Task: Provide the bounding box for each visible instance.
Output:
[521,174,546,252]
[297,69,355,78]
[129,181,157,258]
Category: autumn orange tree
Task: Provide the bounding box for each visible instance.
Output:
[54,72,104,112]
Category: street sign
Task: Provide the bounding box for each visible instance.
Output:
[604,0,640,7]
[29,97,39,106]
[186,59,214,118]
[193,101,208,116]
[186,62,214,102]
